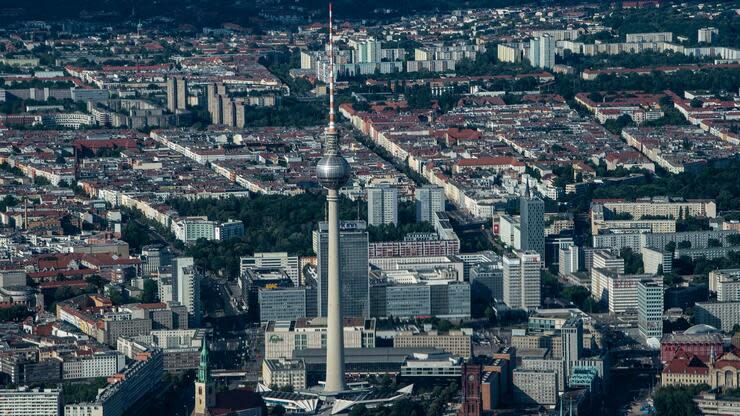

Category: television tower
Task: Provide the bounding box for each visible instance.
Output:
[315,2,350,394]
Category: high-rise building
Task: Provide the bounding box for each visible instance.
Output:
[166,77,187,112]
[470,263,504,302]
[258,287,310,322]
[638,279,664,338]
[590,249,626,302]
[538,34,555,69]
[367,185,398,226]
[141,244,171,276]
[512,369,558,406]
[558,244,579,276]
[173,257,201,326]
[65,351,163,416]
[0,387,61,416]
[528,38,540,69]
[503,251,541,310]
[215,219,244,241]
[528,36,555,69]
[695,301,740,332]
[193,341,215,416]
[356,39,382,63]
[206,83,223,124]
[521,358,566,392]
[370,274,470,319]
[698,27,719,44]
[709,269,740,302]
[262,359,307,390]
[221,95,234,126]
[313,221,369,318]
[415,185,445,223]
[520,186,545,261]
[241,252,301,286]
[561,317,583,378]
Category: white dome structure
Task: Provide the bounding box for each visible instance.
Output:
[683,324,721,335]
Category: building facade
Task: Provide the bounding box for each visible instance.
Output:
[393,330,472,358]
[173,257,201,326]
[62,352,126,380]
[313,221,369,318]
[695,301,740,332]
[0,387,61,416]
[520,192,545,260]
[264,318,376,359]
[638,279,664,338]
[513,369,558,406]
[262,359,307,390]
[503,251,541,310]
[415,185,445,223]
[367,185,399,226]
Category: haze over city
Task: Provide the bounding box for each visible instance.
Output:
[0,1,739,416]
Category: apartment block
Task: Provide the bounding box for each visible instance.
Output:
[0,387,61,416]
[393,330,472,358]
[513,369,558,406]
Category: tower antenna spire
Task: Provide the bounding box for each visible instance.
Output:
[328,2,336,139]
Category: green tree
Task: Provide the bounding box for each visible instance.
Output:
[0,305,32,322]
[653,384,710,416]
[85,274,105,292]
[62,378,108,404]
[677,241,692,250]
[405,85,432,109]
[729,234,740,246]
[436,319,453,332]
[708,238,722,248]
[620,247,644,274]
[121,220,151,252]
[109,291,126,305]
[562,286,591,309]
[140,279,158,303]
[55,286,83,302]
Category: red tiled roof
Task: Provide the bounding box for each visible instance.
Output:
[39,280,89,289]
[663,354,709,375]
[446,128,481,141]
[456,156,524,167]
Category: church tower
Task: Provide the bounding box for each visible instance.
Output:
[193,340,216,416]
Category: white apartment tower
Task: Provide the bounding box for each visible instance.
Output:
[503,251,542,310]
[173,257,201,327]
[528,35,555,69]
[558,244,579,276]
[638,279,664,338]
[520,184,545,261]
[166,76,187,112]
[367,185,398,226]
[415,185,445,223]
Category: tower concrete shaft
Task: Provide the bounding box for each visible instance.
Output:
[324,189,346,392]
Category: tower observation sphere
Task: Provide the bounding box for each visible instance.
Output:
[316,154,351,190]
